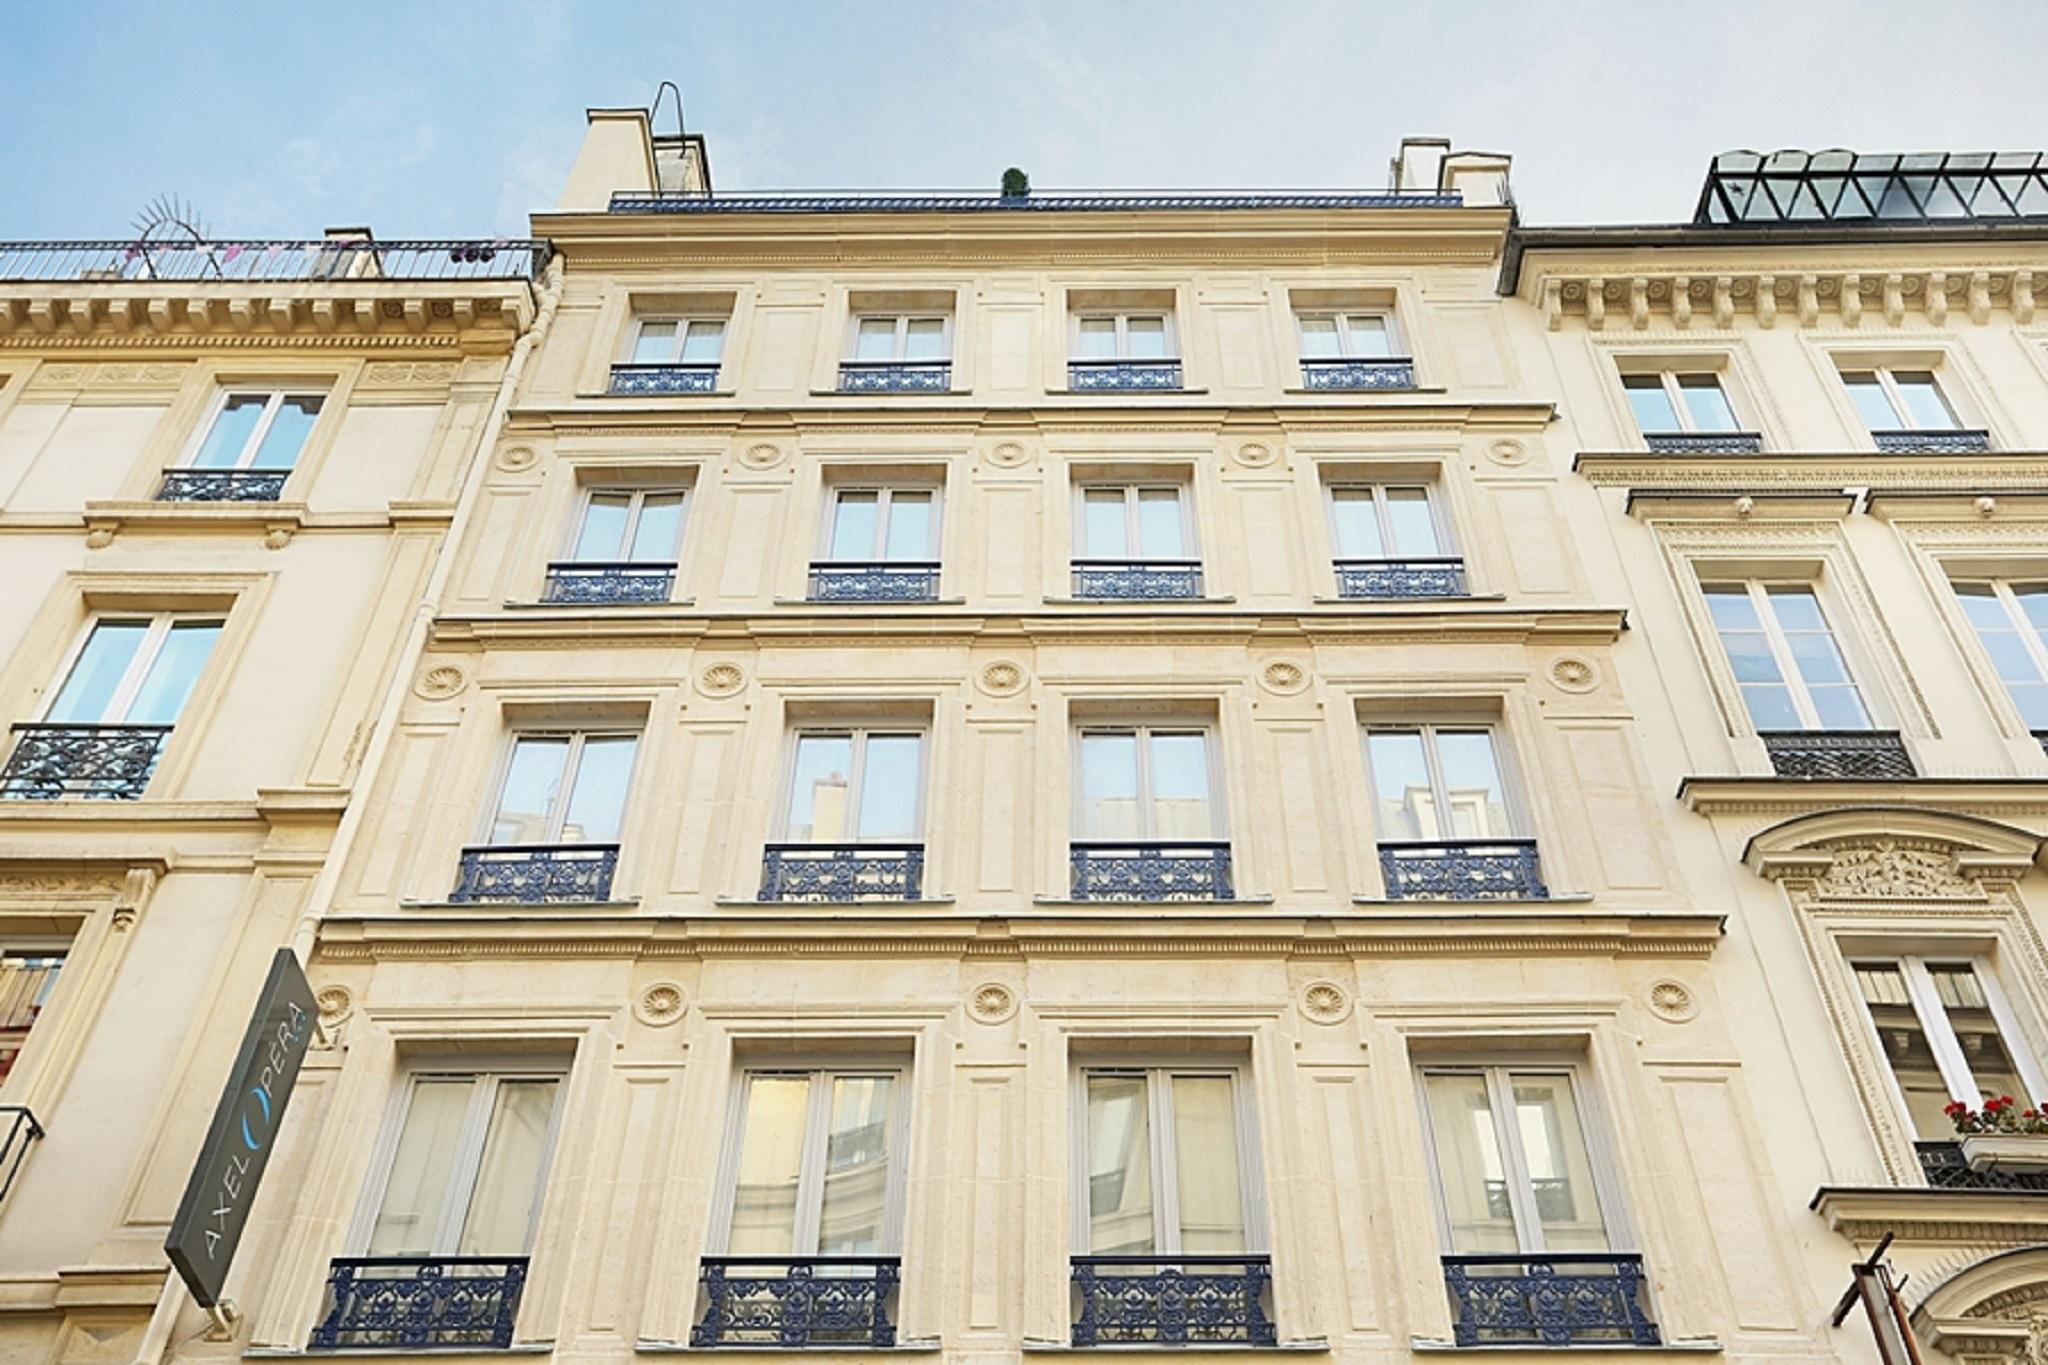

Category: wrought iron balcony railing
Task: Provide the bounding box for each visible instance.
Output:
[157,468,290,502]
[0,238,550,284]
[449,844,620,904]
[0,723,170,800]
[807,562,941,602]
[1871,428,1992,454]
[1299,356,1416,390]
[1070,841,1234,901]
[758,844,924,902]
[542,561,676,605]
[692,1256,899,1348]
[1070,1255,1275,1347]
[1070,559,1203,600]
[1334,557,1467,599]
[1442,1253,1659,1348]
[1642,431,1764,454]
[1761,730,1916,779]
[607,362,719,395]
[1917,1140,2048,1192]
[309,1256,528,1351]
[1379,840,1548,901]
[1068,358,1182,391]
[0,1106,44,1202]
[837,360,951,393]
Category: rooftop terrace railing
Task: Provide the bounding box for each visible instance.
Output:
[609,189,1464,214]
[1695,149,2048,226]
[0,239,551,284]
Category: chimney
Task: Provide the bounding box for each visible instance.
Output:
[557,108,661,212]
[653,132,712,196]
[1391,136,1513,207]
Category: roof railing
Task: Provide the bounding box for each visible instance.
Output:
[0,239,551,284]
[607,188,1463,214]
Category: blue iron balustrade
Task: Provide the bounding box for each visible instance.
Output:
[0,724,170,800]
[1068,358,1182,392]
[1070,841,1234,901]
[309,1256,528,1350]
[1917,1140,2048,1192]
[1761,730,1916,779]
[1643,431,1765,454]
[1299,356,1416,391]
[1442,1253,1659,1348]
[692,1256,900,1348]
[807,562,941,602]
[157,468,290,502]
[1334,557,1467,599]
[0,239,549,283]
[0,1106,43,1203]
[542,561,676,605]
[1871,428,1992,454]
[758,844,924,902]
[1070,559,1203,600]
[1694,149,2048,227]
[1070,1255,1275,1347]
[1379,840,1548,901]
[607,362,719,395]
[836,360,952,393]
[612,190,1464,214]
[449,844,620,904]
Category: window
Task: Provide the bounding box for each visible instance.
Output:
[1364,726,1515,841]
[361,1070,564,1258]
[1078,485,1190,560]
[42,616,223,726]
[567,488,687,564]
[1954,580,2048,728]
[1077,1065,1259,1255]
[1701,581,1871,730]
[1328,484,1447,560]
[1851,956,2048,1140]
[1297,312,1396,360]
[1074,313,1172,361]
[485,732,639,846]
[1076,728,1218,840]
[783,730,924,844]
[823,489,937,563]
[630,317,726,367]
[719,1066,905,1256]
[850,316,948,363]
[1419,1065,1620,1255]
[1621,371,1739,435]
[185,390,325,472]
[1841,367,1959,432]
[0,947,65,1084]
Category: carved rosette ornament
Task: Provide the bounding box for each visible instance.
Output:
[414,664,468,700]
[976,660,1028,697]
[696,663,747,698]
[1258,660,1310,695]
[987,441,1031,468]
[1815,840,1980,900]
[634,982,686,1027]
[740,442,786,469]
[1646,980,1698,1023]
[968,982,1017,1024]
[1299,980,1351,1024]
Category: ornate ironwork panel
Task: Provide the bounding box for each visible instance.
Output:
[1070,842,1233,901]
[1442,1254,1659,1348]
[1070,1255,1275,1347]
[1871,429,1992,454]
[807,563,941,602]
[612,190,1462,214]
[0,1106,43,1203]
[1299,357,1416,390]
[1334,558,1467,599]
[1068,359,1182,391]
[542,561,676,604]
[1070,560,1203,600]
[1378,840,1548,901]
[449,844,620,904]
[607,363,719,395]
[692,1256,899,1348]
[1761,730,1916,779]
[1916,1141,2048,1192]
[157,469,290,502]
[1643,432,1765,454]
[836,361,951,393]
[0,724,170,800]
[309,1257,528,1350]
[758,845,924,902]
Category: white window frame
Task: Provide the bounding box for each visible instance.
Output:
[563,486,690,563]
[1619,369,1740,435]
[1323,482,1451,560]
[0,940,69,1092]
[1071,724,1226,841]
[1952,578,2048,724]
[1360,723,1527,840]
[819,486,942,562]
[1073,483,1197,561]
[1295,311,1399,359]
[625,315,728,366]
[1067,1059,1268,1255]
[1700,579,1874,731]
[1848,953,2048,1120]
[706,1061,913,1256]
[845,314,952,362]
[777,727,929,844]
[480,730,642,846]
[1070,312,1178,361]
[39,613,225,725]
[1838,365,1961,431]
[348,1065,569,1257]
[178,388,327,471]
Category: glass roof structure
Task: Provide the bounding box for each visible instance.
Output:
[1694,150,2048,225]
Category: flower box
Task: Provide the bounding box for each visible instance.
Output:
[1958,1133,2048,1175]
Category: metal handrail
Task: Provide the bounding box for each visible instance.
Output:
[0,238,550,283]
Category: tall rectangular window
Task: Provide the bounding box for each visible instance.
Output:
[1297,312,1396,360]
[1364,726,1515,841]
[1952,580,2048,728]
[631,317,726,366]
[363,1071,563,1258]
[44,616,224,726]
[0,947,65,1084]
[1621,372,1739,434]
[1850,956,2048,1140]
[1079,1065,1257,1255]
[569,488,687,564]
[1074,313,1171,360]
[824,489,937,563]
[783,730,924,844]
[1419,1066,1618,1255]
[186,390,325,471]
[850,316,948,362]
[1077,728,1217,840]
[1841,367,1959,432]
[1078,485,1189,559]
[1701,581,1872,730]
[1327,484,1446,560]
[721,1067,905,1257]
[486,732,639,846]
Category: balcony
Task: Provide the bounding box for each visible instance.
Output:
[1379,840,1548,901]
[607,362,719,395]
[1068,358,1182,392]
[1334,557,1467,599]
[0,723,170,800]
[1871,428,1992,454]
[1441,1253,1659,1348]
[0,238,550,284]
[837,360,951,394]
[1761,730,1915,779]
[1070,842,1233,901]
[0,1106,43,1203]
[1643,431,1764,454]
[309,1256,528,1351]
[1070,1255,1275,1347]
[1917,1140,2048,1192]
[692,1256,899,1348]
[1299,356,1416,391]
[156,468,289,502]
[1070,560,1203,601]
[448,844,620,904]
[807,562,941,603]
[758,844,925,902]
[541,561,676,605]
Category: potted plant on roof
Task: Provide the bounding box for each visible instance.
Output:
[1947,1096,2048,1174]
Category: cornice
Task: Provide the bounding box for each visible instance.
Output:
[1810,1187,2048,1245]
[1577,452,2048,494]
[0,283,532,349]
[1680,778,2048,820]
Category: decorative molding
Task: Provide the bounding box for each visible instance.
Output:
[1232,440,1277,469]
[696,662,747,698]
[633,981,686,1027]
[1299,980,1352,1024]
[1814,840,1984,901]
[1645,979,1698,1023]
[739,441,787,469]
[1485,437,1530,467]
[1529,265,2040,333]
[495,444,539,473]
[315,985,353,1027]
[986,440,1032,468]
[413,664,469,701]
[976,660,1028,697]
[967,982,1017,1024]
[1547,656,1600,694]
[1257,659,1310,695]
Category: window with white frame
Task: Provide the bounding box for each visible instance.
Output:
[629,317,726,367]
[1364,725,1517,842]
[567,488,687,564]
[42,616,224,727]
[850,315,949,363]
[1327,483,1449,560]
[0,945,66,1085]
[1840,367,1960,432]
[185,390,325,472]
[1078,485,1191,561]
[782,730,924,844]
[485,732,639,846]
[1077,1064,1260,1255]
[1850,955,2048,1140]
[1297,312,1397,360]
[1076,727,1219,841]
[823,488,937,563]
[1951,579,2048,729]
[358,1069,564,1259]
[1701,581,1872,731]
[1620,371,1740,435]
[1073,312,1173,361]
[718,1066,906,1256]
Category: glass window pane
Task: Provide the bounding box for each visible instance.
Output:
[574,493,632,561]
[1842,372,1900,431]
[1148,732,1213,839]
[788,734,855,842]
[1082,489,1129,557]
[1785,627,1851,685]
[458,1079,558,1255]
[1953,581,2009,628]
[1677,374,1738,432]
[1125,316,1168,358]
[559,736,637,844]
[1298,316,1340,359]
[830,492,880,561]
[1345,315,1394,357]
[855,734,922,841]
[2011,683,2048,729]
[1384,488,1442,556]
[855,318,897,360]
[729,1076,810,1254]
[124,622,222,725]
[903,318,946,360]
[1855,964,1957,1139]
[368,1079,476,1255]
[1703,584,1761,630]
[680,321,725,363]
[1329,488,1385,559]
[1079,732,1141,839]
[1622,375,1679,432]
[249,395,322,470]
[1808,684,1872,731]
[192,394,268,469]
[1894,373,1958,430]
[817,1076,893,1255]
[492,738,570,844]
[1718,630,1782,683]
[1077,318,1117,359]
[2015,586,2048,635]
[1741,684,1804,731]
[1367,730,1435,841]
[628,493,686,562]
[1135,488,1184,557]
[1086,1074,1154,1254]
[1510,1075,1609,1253]
[882,492,933,561]
[1422,1073,1519,1254]
[46,621,148,723]
[632,320,678,364]
[1171,1075,1245,1252]
[1928,964,2030,1105]
[1435,730,1510,838]
[1765,585,1826,631]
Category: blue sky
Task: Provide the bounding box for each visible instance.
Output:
[3,1,2044,241]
